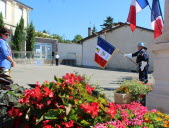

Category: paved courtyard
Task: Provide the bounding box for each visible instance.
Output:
[11,64,154,101]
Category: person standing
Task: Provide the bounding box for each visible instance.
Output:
[55,52,60,66]
[124,42,149,84]
[0,27,15,75]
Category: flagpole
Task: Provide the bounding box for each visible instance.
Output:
[115,49,138,66]
[93,32,138,66]
[147,0,163,34]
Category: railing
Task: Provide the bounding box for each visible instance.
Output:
[12,51,77,66]
[12,51,35,59]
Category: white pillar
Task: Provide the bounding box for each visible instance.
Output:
[146,0,169,113]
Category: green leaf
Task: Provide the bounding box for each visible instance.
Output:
[81,120,90,125]
[44,109,64,119]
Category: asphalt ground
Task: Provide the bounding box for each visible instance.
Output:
[11,64,154,101]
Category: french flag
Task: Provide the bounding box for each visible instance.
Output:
[127,0,148,31]
[151,0,163,38]
[94,36,116,69]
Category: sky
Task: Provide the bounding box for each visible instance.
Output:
[18,0,165,40]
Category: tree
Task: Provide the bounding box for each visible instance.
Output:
[13,17,24,51]
[92,25,97,34]
[0,12,4,29]
[72,35,83,43]
[26,22,35,51]
[42,30,49,34]
[100,16,115,29]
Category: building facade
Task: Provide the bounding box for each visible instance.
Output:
[0,0,32,50]
[80,23,154,72]
[0,0,32,32]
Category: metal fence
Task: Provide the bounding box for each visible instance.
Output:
[12,51,77,66]
[12,51,35,59]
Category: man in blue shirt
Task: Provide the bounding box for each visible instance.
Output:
[0,27,15,75]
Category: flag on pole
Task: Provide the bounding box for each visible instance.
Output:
[94,36,116,68]
[151,0,163,38]
[127,0,148,31]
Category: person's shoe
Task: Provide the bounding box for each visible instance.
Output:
[144,80,148,84]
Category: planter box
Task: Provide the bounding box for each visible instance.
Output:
[114,92,132,104]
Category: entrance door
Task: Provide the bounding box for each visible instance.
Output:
[34,43,52,59]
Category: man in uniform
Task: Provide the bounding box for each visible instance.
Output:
[124,42,149,84]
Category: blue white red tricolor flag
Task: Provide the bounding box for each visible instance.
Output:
[127,0,148,31]
[94,36,116,68]
[151,0,163,38]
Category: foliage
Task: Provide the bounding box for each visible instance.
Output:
[100,16,115,29]
[92,25,97,34]
[12,17,25,51]
[72,35,83,43]
[35,31,72,43]
[26,21,35,51]
[6,73,169,128]
[0,84,25,127]
[115,79,153,101]
[94,102,169,128]
[0,66,25,127]
[0,12,4,30]
[8,73,117,128]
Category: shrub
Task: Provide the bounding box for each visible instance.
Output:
[116,79,153,101]
[8,73,116,128]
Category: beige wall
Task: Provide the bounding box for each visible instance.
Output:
[2,0,31,32]
[58,43,82,65]
[82,25,154,71]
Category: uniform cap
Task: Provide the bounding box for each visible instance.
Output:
[138,42,144,47]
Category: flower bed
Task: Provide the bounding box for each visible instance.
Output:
[94,102,169,128]
[115,79,153,102]
[6,73,169,128]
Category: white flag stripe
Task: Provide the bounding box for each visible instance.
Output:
[151,16,163,29]
[136,1,142,13]
[95,45,111,61]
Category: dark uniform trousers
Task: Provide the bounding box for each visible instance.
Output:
[132,49,149,84]
[139,64,149,84]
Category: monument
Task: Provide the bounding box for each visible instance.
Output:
[146,0,169,113]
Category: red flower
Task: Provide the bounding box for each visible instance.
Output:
[8,107,22,117]
[80,102,99,118]
[62,120,74,128]
[86,84,95,94]
[24,124,30,128]
[43,125,54,128]
[140,94,145,98]
[69,96,73,99]
[46,100,52,105]
[106,102,116,118]
[36,103,44,109]
[43,87,54,97]
[55,124,61,128]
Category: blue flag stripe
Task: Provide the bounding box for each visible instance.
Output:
[151,0,163,21]
[97,36,116,54]
[136,0,148,9]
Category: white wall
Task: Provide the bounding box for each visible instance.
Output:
[82,25,154,71]
[58,43,82,65]
[2,0,31,30]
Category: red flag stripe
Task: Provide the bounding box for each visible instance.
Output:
[154,18,163,38]
[94,53,107,68]
[127,5,136,31]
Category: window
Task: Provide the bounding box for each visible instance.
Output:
[34,43,52,59]
[16,7,23,23]
[0,0,6,18]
